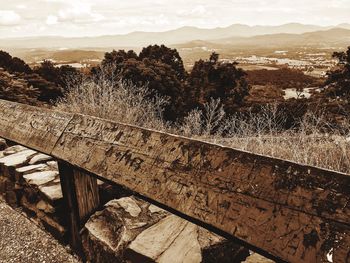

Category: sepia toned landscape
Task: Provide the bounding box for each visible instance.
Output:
[0,1,349,263]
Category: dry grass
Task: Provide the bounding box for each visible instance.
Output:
[55,76,171,131]
[182,102,350,174]
[55,78,350,174]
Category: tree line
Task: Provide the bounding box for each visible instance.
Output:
[0,45,349,127]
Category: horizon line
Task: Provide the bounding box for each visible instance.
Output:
[1,22,349,40]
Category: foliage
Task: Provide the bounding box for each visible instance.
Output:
[247,68,319,89]
[56,76,350,174]
[325,46,350,99]
[179,98,225,136]
[0,68,39,104]
[0,51,72,104]
[20,72,63,102]
[185,52,249,115]
[34,60,82,92]
[139,44,186,80]
[55,76,170,131]
[0,50,32,74]
[92,47,186,120]
[178,103,350,174]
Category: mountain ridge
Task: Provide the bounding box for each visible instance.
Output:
[1,23,350,49]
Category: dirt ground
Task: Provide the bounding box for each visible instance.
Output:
[0,199,80,263]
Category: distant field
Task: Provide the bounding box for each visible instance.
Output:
[239,64,279,71]
[4,45,337,79]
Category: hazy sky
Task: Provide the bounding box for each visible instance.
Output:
[0,0,350,38]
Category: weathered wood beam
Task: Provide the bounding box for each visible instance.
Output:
[0,99,349,262]
[0,100,73,153]
[58,161,100,256]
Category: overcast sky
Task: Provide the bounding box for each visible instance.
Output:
[0,0,349,38]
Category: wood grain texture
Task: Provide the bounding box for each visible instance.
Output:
[0,100,73,153]
[0,100,349,262]
[51,114,350,263]
[73,169,100,223]
[58,161,82,254]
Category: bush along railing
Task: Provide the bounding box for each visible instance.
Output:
[0,99,349,263]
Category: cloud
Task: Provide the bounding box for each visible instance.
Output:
[15,4,27,9]
[57,2,104,23]
[0,0,349,37]
[177,5,211,18]
[46,15,58,25]
[0,10,21,26]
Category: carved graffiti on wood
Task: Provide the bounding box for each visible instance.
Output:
[0,99,349,263]
[114,149,144,171]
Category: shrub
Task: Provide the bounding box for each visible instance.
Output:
[55,76,171,131]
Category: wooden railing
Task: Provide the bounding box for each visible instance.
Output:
[0,99,349,263]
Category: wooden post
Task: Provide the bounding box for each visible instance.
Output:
[58,161,100,257]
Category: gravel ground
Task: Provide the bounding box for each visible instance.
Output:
[0,199,80,263]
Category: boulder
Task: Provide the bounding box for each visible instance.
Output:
[82,196,249,263]
[36,199,56,214]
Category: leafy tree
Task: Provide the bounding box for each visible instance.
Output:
[325,46,350,99]
[139,45,186,80]
[57,65,83,91]
[209,52,219,63]
[0,67,39,104]
[34,60,82,92]
[92,49,138,79]
[0,50,32,74]
[186,53,249,115]
[117,58,184,120]
[34,60,59,84]
[102,49,138,67]
[0,51,12,69]
[0,50,84,105]
[93,47,186,120]
[19,72,63,102]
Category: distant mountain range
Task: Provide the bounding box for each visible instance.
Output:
[1,23,350,49]
[209,28,350,48]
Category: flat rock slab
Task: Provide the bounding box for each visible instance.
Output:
[0,199,79,263]
[29,154,53,165]
[23,171,58,187]
[16,163,48,174]
[243,253,275,263]
[114,197,142,217]
[2,145,27,156]
[127,214,201,263]
[0,150,37,166]
[39,183,63,204]
[47,161,58,170]
[36,199,56,214]
[82,196,249,263]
